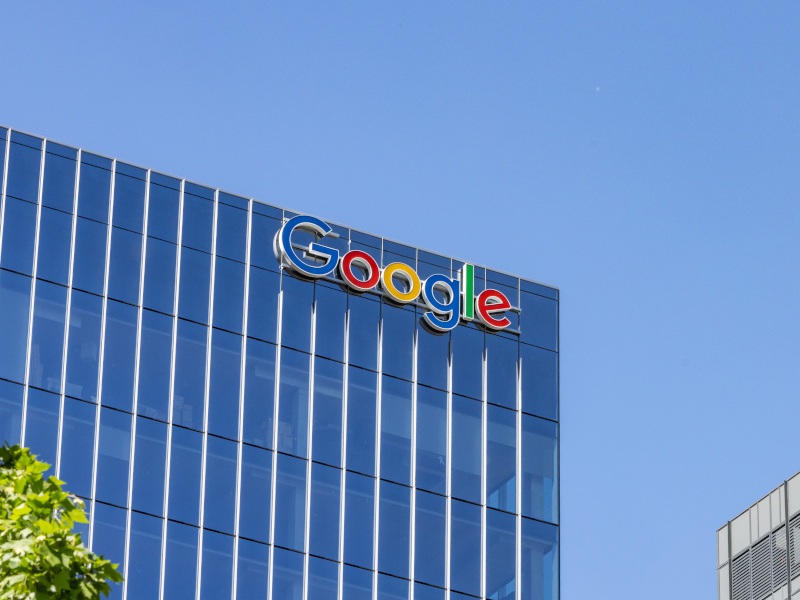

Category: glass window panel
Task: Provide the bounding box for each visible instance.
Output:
[168,426,203,525]
[178,247,210,324]
[200,531,233,600]
[381,303,414,381]
[521,345,558,422]
[6,140,41,203]
[414,582,445,600]
[314,283,346,362]
[137,310,173,421]
[215,203,246,263]
[486,509,516,600]
[24,388,60,476]
[218,192,247,210]
[148,177,180,243]
[107,228,142,304]
[77,158,111,222]
[274,453,307,552]
[247,266,279,344]
[173,319,207,430]
[273,547,304,600]
[414,490,445,588]
[344,471,374,570]
[521,518,558,600]
[450,499,481,597]
[92,502,126,600]
[239,444,272,543]
[208,329,241,440]
[277,348,310,458]
[29,280,67,393]
[131,416,167,516]
[380,376,411,486]
[416,323,448,391]
[72,217,107,295]
[237,539,270,599]
[65,289,102,402]
[487,335,518,410]
[378,480,410,579]
[348,295,379,371]
[0,379,23,445]
[42,149,76,213]
[163,520,198,600]
[452,325,483,400]
[308,555,339,600]
[281,275,313,353]
[126,512,162,600]
[203,435,237,534]
[0,271,31,384]
[101,300,138,412]
[346,366,377,477]
[378,573,408,599]
[309,461,341,561]
[243,338,275,449]
[143,237,176,315]
[312,357,343,468]
[112,172,145,233]
[487,404,516,514]
[59,397,96,499]
[415,386,446,495]
[451,395,482,505]
[249,213,282,272]
[520,292,558,352]
[95,407,131,507]
[522,414,558,524]
[182,193,213,253]
[36,207,72,285]
[344,564,373,600]
[213,257,244,333]
[0,197,37,275]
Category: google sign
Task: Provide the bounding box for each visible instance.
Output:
[275,215,514,333]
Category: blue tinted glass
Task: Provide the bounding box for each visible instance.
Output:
[344,471,374,569]
[112,172,145,233]
[348,295,379,371]
[95,408,131,507]
[415,386,446,494]
[381,303,414,380]
[521,518,558,600]
[247,266,279,343]
[29,280,67,393]
[312,357,343,467]
[65,289,102,402]
[450,499,481,597]
[346,366,376,477]
[219,192,248,210]
[132,416,167,516]
[77,160,111,223]
[200,531,233,599]
[237,539,269,599]
[522,414,558,524]
[168,426,203,525]
[213,257,244,333]
[101,300,138,412]
[173,319,207,430]
[378,573,408,599]
[274,453,306,552]
[147,180,180,243]
[378,480,410,578]
[24,388,59,475]
[452,325,483,400]
[92,503,126,599]
[143,237,176,314]
[314,283,346,362]
[486,509,516,599]
[182,193,213,253]
[203,435,237,534]
[521,345,558,422]
[6,140,41,202]
[215,203,246,263]
[344,564,373,600]
[487,404,516,514]
[249,213,281,272]
[380,376,411,486]
[487,335,518,410]
[36,207,72,285]
[239,444,272,543]
[277,348,309,458]
[414,490,445,588]
[414,582,445,600]
[163,520,198,600]
[0,271,30,384]
[72,217,107,295]
[208,329,241,440]
[243,338,275,449]
[108,228,142,304]
[309,462,340,561]
[0,380,23,445]
[520,292,558,351]
[273,547,304,599]
[451,395,482,505]
[42,149,76,213]
[59,397,95,498]
[1,197,37,275]
[178,247,210,324]
[308,555,338,600]
[137,310,173,421]
[281,274,313,353]
[126,512,162,600]
[417,323,448,391]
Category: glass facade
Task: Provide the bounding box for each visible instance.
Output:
[0,125,559,600]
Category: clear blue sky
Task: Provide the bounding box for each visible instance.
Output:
[3,2,799,598]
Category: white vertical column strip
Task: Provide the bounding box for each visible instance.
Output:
[267,264,284,600]
[516,337,523,600]
[445,320,453,599]
[338,296,350,600]
[158,179,185,600]
[480,334,488,600]
[303,285,317,600]
[0,133,11,269]
[408,302,419,600]
[372,277,384,600]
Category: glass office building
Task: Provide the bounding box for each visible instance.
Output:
[0,126,559,600]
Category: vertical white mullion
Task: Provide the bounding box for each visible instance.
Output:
[409,299,419,600]
[0,133,11,269]
[303,286,317,600]
[480,336,488,600]
[445,320,453,598]
[372,284,384,600]
[516,340,523,600]
[267,268,284,600]
[338,298,350,600]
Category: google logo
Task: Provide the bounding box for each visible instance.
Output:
[275,215,514,332]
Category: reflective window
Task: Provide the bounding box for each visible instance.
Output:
[131,416,166,516]
[0,197,37,275]
[203,435,237,534]
[181,192,213,253]
[278,348,310,458]
[451,395,482,505]
[112,170,145,233]
[237,539,269,599]
[147,177,180,243]
[520,292,558,351]
[274,453,306,552]
[348,295,379,371]
[273,547,304,599]
[101,300,138,412]
[311,357,343,468]
[521,518,558,600]
[143,237,176,315]
[59,397,95,499]
[344,471,374,569]
[163,520,198,600]
[344,564,373,600]
[487,404,516,514]
[452,325,483,400]
[72,217,107,296]
[24,388,60,476]
[281,275,313,353]
[95,407,131,507]
[36,207,72,285]
[487,335,518,410]
[415,582,445,600]
[212,257,244,333]
[200,531,233,600]
[243,338,275,449]
[168,425,202,525]
[308,555,338,600]
[208,329,241,440]
[314,283,346,362]
[107,228,142,304]
[416,386,446,494]
[178,247,210,324]
[486,508,516,599]
[215,203,247,263]
[0,380,23,446]
[381,303,414,380]
[126,512,162,600]
[247,266,279,344]
[65,289,102,402]
[378,480,410,578]
[29,280,67,393]
[380,376,411,486]
[0,271,31,384]
[239,444,272,543]
[378,573,408,599]
[522,414,558,524]
[417,323,448,391]
[92,503,126,600]
[346,366,376,477]
[77,157,111,223]
[414,490,445,588]
[249,213,282,272]
[309,461,340,561]
[137,310,172,421]
[6,139,41,203]
[42,148,76,213]
[521,344,558,422]
[450,499,481,597]
[173,319,207,430]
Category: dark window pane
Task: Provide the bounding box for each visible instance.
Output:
[95,407,131,507]
[281,275,313,353]
[247,266,279,344]
[200,531,233,599]
[451,395,482,505]
[147,179,180,243]
[521,517,558,600]
[0,380,23,445]
[203,435,237,534]
[450,499,481,597]
[414,582,445,600]
[168,426,202,525]
[417,323,448,391]
[380,376,411,486]
[72,217,107,295]
[36,207,72,285]
[208,329,241,440]
[65,289,102,402]
[239,444,272,543]
[42,149,76,213]
[6,140,41,203]
[243,338,275,449]
[249,213,281,272]
[415,386,446,495]
[29,280,67,393]
[137,310,173,421]
[487,335,518,410]
[163,520,198,600]
[308,555,338,600]
[378,480,410,578]
[92,502,126,600]
[487,404,516,514]
[378,573,408,599]
[173,319,207,430]
[311,357,343,468]
[143,237,176,314]
[486,509,516,599]
[346,366,376,477]
[215,203,246,263]
[101,300,138,412]
[132,416,167,516]
[178,247,210,324]
[314,284,346,362]
[381,303,414,381]
[1,197,37,275]
[348,295,379,371]
[274,453,306,552]
[59,397,95,499]
[237,539,269,599]
[273,547,304,599]
[344,471,374,570]
[452,325,483,400]
[24,388,59,476]
[521,345,558,422]
[278,348,309,458]
[112,172,145,233]
[0,271,31,384]
[77,159,111,223]
[108,228,142,304]
[182,193,213,253]
[309,462,340,561]
[344,564,373,600]
[213,257,244,333]
[126,512,162,600]
[520,292,558,351]
[414,490,445,588]
[522,414,558,524]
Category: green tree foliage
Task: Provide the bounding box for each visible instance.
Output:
[0,444,123,599]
